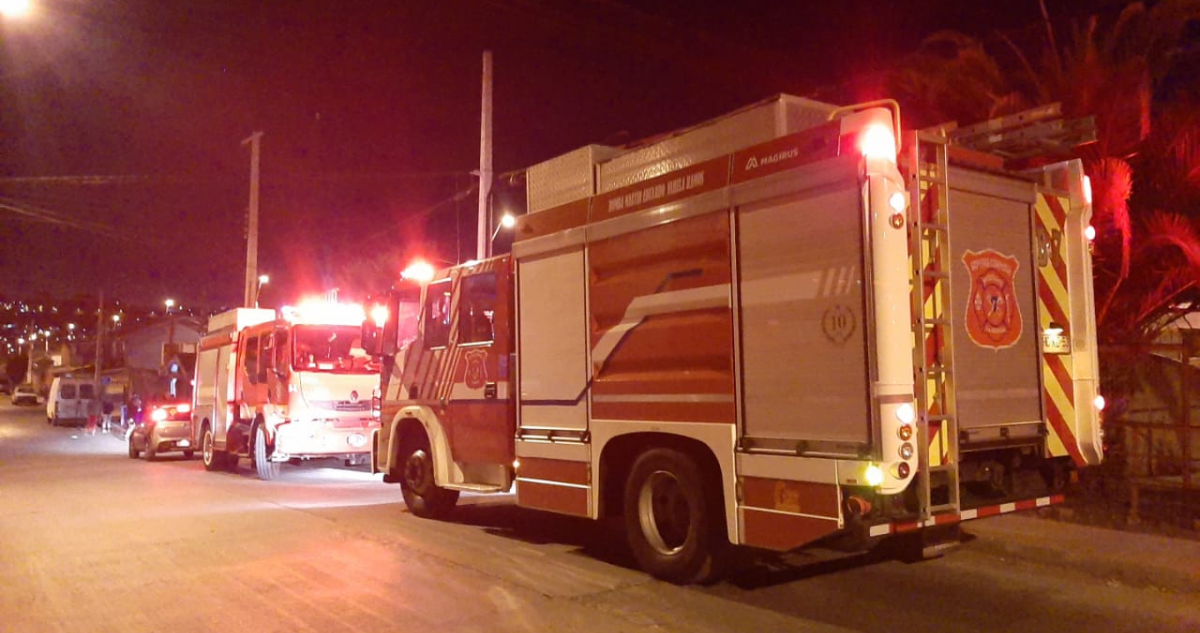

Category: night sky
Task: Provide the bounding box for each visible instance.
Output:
[0,0,1128,309]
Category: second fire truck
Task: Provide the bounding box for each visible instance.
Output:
[364,95,1103,583]
[193,303,380,480]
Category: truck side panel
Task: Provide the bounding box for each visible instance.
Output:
[588,211,735,424]
[215,342,233,445]
[738,176,870,446]
[517,246,589,432]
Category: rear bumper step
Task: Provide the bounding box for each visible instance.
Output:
[868,493,1064,538]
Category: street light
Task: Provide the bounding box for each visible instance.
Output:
[164,298,176,313]
[0,0,32,19]
[490,212,516,242]
[255,274,269,308]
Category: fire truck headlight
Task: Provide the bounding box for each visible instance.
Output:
[865,464,885,487]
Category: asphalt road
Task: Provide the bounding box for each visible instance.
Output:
[1,401,1197,633]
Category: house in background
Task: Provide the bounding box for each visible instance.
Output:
[113,315,202,402]
[54,315,203,408]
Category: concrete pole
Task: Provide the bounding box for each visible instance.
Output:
[94,289,103,395]
[477,51,493,260]
[243,131,264,307]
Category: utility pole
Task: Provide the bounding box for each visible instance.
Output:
[243,131,264,307]
[477,51,493,260]
[93,289,104,395]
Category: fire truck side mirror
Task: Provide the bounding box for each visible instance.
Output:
[361,321,384,356]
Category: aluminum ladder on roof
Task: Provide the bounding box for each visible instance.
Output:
[947,103,1097,161]
[905,129,961,519]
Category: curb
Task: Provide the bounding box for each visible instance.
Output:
[962,512,1200,594]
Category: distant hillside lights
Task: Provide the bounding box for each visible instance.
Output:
[0,298,181,357]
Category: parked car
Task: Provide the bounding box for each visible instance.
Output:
[46,376,96,426]
[0,378,12,395]
[128,401,195,461]
[11,384,38,406]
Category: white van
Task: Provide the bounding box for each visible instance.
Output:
[47,377,97,427]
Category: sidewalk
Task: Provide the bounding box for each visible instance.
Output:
[963,511,1200,593]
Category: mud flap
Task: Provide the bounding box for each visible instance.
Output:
[889,524,963,563]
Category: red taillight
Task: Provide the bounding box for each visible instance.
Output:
[859,124,897,161]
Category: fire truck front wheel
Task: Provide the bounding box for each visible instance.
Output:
[624,448,727,585]
[253,424,281,481]
[397,431,459,519]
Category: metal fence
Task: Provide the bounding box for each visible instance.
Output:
[1100,336,1200,523]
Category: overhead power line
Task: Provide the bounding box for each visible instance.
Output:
[0,198,161,247]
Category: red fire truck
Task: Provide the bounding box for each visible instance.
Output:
[193,304,379,480]
[363,96,1103,583]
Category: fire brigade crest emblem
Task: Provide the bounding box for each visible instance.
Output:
[962,249,1023,350]
[463,349,489,390]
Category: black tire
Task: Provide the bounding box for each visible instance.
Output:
[398,430,459,518]
[127,435,140,459]
[253,424,281,481]
[182,450,194,460]
[201,425,227,472]
[623,448,727,584]
[144,438,157,462]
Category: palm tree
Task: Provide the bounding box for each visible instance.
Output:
[886,0,1200,345]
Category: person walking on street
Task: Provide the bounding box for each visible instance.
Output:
[101,398,115,433]
[85,397,100,436]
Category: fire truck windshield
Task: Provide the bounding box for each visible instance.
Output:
[293,325,378,373]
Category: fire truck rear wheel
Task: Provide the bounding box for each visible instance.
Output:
[202,425,227,472]
[398,431,459,519]
[624,448,726,585]
[254,424,281,481]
